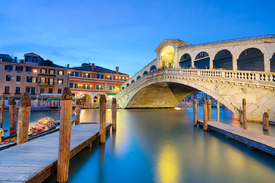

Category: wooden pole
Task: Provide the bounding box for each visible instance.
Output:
[208,99,211,121]
[100,94,106,144]
[263,112,269,131]
[75,99,81,125]
[0,95,4,128]
[57,87,72,183]
[9,98,17,132]
[203,98,208,131]
[216,99,220,122]
[17,93,31,144]
[193,99,197,126]
[242,98,247,129]
[112,97,117,130]
[240,108,243,124]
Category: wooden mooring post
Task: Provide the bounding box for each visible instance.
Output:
[193,99,197,126]
[9,98,17,132]
[75,99,81,125]
[208,99,212,121]
[17,93,31,144]
[242,98,247,129]
[112,97,117,131]
[263,112,269,131]
[57,87,72,183]
[216,99,220,122]
[0,95,4,128]
[203,98,208,131]
[100,94,106,144]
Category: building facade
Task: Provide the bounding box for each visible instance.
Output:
[68,63,129,107]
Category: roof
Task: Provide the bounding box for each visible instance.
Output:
[39,59,66,69]
[155,39,190,53]
[180,34,275,49]
[70,64,128,75]
[0,54,13,62]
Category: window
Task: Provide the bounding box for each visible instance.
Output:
[58,89,62,94]
[109,76,112,80]
[16,66,23,72]
[57,79,63,84]
[40,88,44,94]
[87,73,91,78]
[75,72,79,77]
[83,73,86,78]
[40,77,46,83]
[113,76,116,80]
[58,70,64,75]
[49,69,55,74]
[121,77,124,81]
[48,88,53,94]
[25,87,30,93]
[32,77,37,83]
[109,86,115,90]
[31,87,35,95]
[96,74,100,78]
[4,86,9,94]
[5,65,13,71]
[87,84,90,89]
[101,74,104,79]
[96,85,103,90]
[26,76,32,82]
[82,84,85,89]
[15,87,20,94]
[33,57,38,63]
[26,56,32,62]
[74,83,78,88]
[26,67,32,72]
[69,83,74,88]
[41,69,47,73]
[70,71,74,76]
[16,76,21,82]
[5,75,11,81]
[48,78,54,85]
[124,77,127,81]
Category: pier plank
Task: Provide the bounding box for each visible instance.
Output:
[0,123,111,183]
[197,120,275,155]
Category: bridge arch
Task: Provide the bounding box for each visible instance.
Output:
[213,49,233,70]
[179,53,192,68]
[131,80,135,84]
[237,48,264,71]
[150,65,157,71]
[137,76,141,80]
[271,52,275,72]
[143,71,148,75]
[194,51,210,69]
[160,45,175,68]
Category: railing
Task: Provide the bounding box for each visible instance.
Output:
[118,69,275,97]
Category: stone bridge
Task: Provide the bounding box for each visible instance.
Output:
[116,69,275,122]
[116,35,275,122]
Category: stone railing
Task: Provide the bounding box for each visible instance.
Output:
[117,69,275,97]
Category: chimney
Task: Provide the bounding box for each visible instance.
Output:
[92,63,95,71]
[116,66,119,74]
[67,64,69,68]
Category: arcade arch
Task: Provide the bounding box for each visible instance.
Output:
[143,71,148,75]
[213,49,233,70]
[194,51,209,69]
[237,48,264,71]
[270,52,275,72]
[150,65,157,71]
[160,45,175,68]
[179,53,191,68]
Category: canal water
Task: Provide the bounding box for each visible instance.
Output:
[41,107,275,183]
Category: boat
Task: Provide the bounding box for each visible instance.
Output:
[0,113,76,150]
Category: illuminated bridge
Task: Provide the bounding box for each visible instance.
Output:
[116,35,275,122]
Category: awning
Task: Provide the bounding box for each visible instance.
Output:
[107,93,117,96]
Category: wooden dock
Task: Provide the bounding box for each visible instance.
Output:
[0,123,111,183]
[197,120,275,156]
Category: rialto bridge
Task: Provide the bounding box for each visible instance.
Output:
[116,34,275,122]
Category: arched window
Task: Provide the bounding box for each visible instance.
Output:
[126,83,129,87]
[122,87,125,90]
[237,48,264,71]
[150,65,156,71]
[137,76,141,80]
[270,53,275,72]
[179,53,191,68]
[143,71,148,75]
[194,52,209,69]
[131,80,135,84]
[213,50,233,70]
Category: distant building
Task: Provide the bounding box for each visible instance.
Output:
[69,63,129,107]
[0,53,68,107]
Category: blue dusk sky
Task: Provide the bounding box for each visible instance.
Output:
[0,0,274,76]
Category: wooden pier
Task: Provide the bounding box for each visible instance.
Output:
[0,123,111,183]
[197,120,275,156]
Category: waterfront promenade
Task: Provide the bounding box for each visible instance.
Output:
[0,123,111,183]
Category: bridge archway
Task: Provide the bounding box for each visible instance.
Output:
[237,48,264,71]
[131,80,135,84]
[83,94,92,107]
[150,65,157,71]
[143,71,148,75]
[160,45,175,68]
[179,53,191,68]
[213,49,233,70]
[270,52,275,72]
[93,94,101,107]
[194,51,209,69]
[137,76,141,80]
